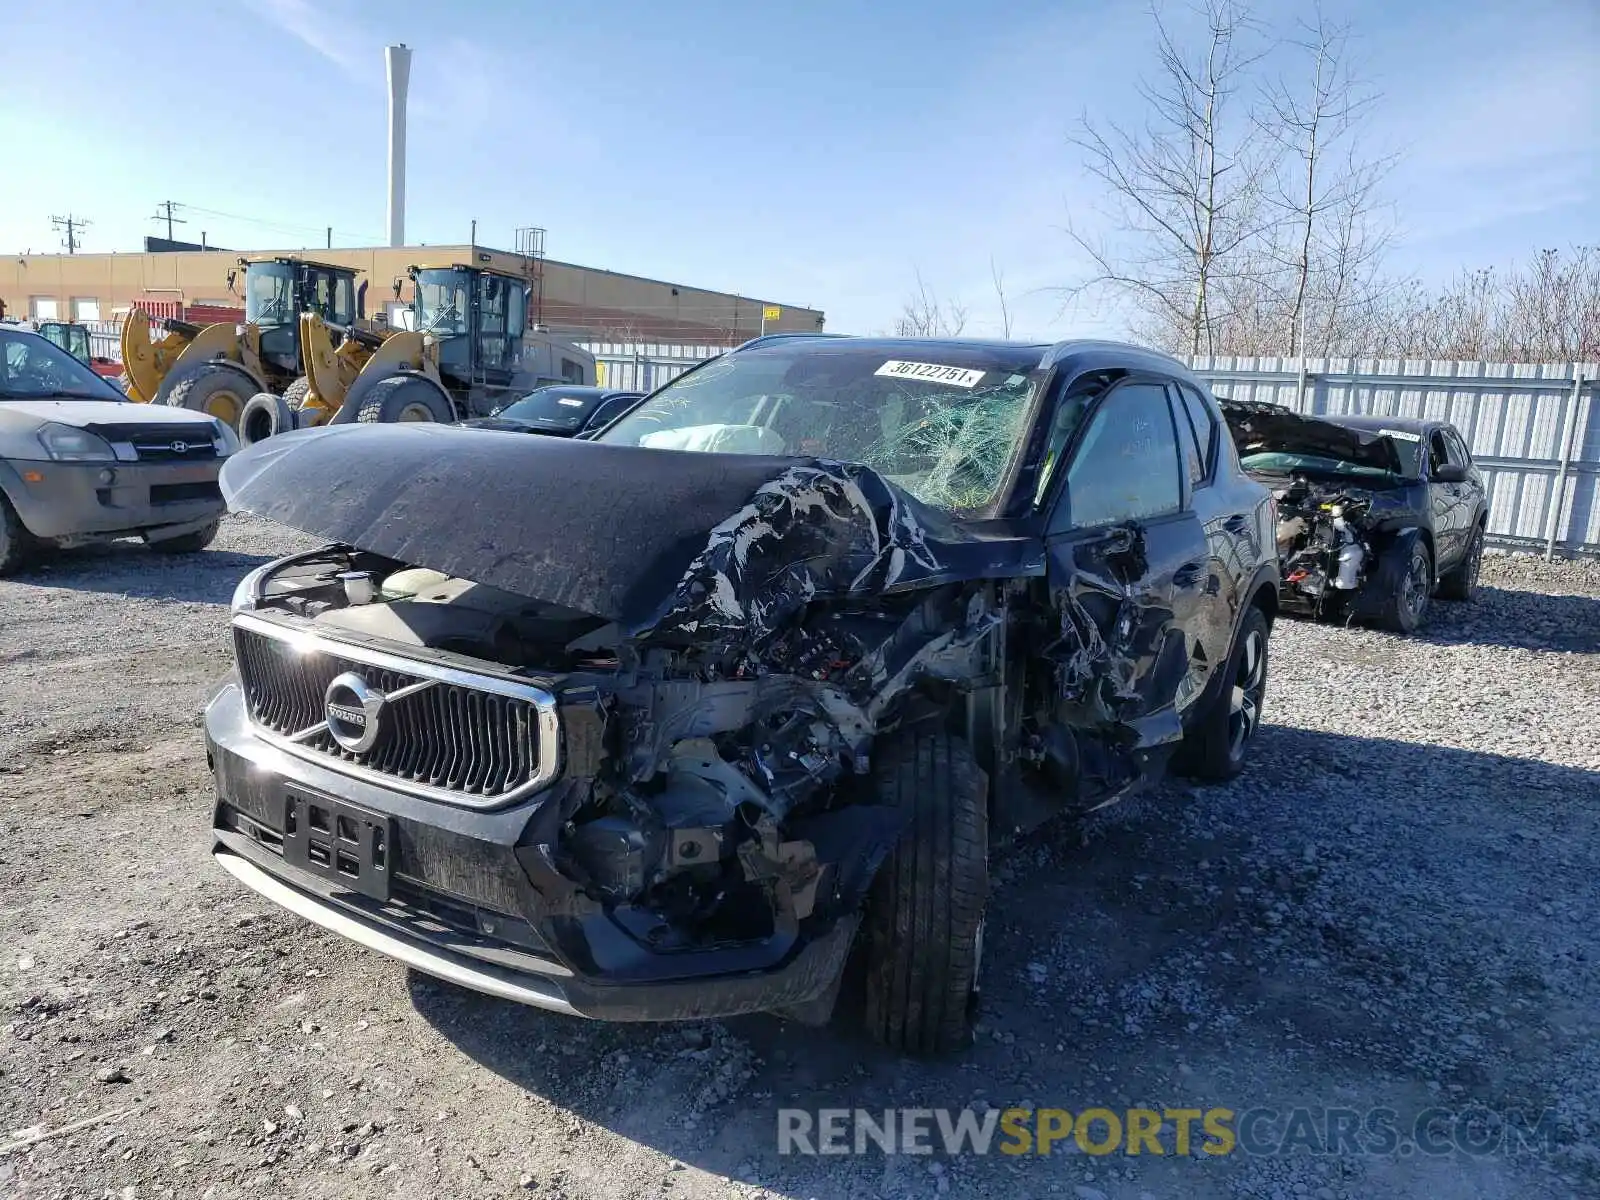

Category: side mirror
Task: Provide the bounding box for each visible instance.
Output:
[1433,463,1468,484]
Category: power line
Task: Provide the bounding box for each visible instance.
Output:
[173,202,385,244]
[50,214,90,254]
[150,200,187,241]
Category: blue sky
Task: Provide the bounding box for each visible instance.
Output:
[1,0,1595,338]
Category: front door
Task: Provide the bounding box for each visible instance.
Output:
[1040,379,1212,751]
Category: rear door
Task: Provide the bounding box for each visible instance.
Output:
[1041,378,1212,748]
[1425,427,1468,569]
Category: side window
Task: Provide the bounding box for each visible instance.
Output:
[1033,371,1116,506]
[1056,382,1183,531]
[1169,384,1203,485]
[1178,383,1218,474]
[1445,428,1473,466]
[1427,431,1451,477]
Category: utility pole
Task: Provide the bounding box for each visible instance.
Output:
[151,200,186,241]
[50,214,90,254]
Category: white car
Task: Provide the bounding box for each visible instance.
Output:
[0,326,238,575]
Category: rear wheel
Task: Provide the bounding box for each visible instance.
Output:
[861,728,988,1056]
[1378,541,1433,633]
[355,375,455,424]
[0,493,34,577]
[1177,604,1270,782]
[1437,524,1484,602]
[240,392,296,446]
[147,519,221,555]
[161,364,254,429]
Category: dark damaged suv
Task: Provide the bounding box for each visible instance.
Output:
[205,336,1278,1053]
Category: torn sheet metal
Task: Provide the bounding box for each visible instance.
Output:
[1045,527,1190,745]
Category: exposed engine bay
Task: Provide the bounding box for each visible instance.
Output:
[1271,477,1378,611]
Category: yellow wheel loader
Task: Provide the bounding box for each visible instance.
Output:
[237,261,597,442]
[119,257,364,429]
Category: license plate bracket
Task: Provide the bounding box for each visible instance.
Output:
[282,788,394,902]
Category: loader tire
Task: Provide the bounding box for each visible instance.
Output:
[240,393,296,446]
[282,376,313,411]
[861,728,988,1056]
[161,363,255,429]
[355,375,455,424]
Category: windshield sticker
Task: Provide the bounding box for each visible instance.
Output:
[1380,428,1422,442]
[874,360,987,389]
[558,398,585,407]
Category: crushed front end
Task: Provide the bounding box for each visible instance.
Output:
[205,429,1019,1024]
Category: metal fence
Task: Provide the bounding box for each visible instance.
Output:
[581,342,725,393]
[1189,357,1600,558]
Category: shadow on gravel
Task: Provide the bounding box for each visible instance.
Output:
[406,723,1600,1193]
[10,544,272,604]
[1275,586,1600,655]
[1416,586,1600,654]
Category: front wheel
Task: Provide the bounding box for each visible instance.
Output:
[1378,540,1433,632]
[0,493,34,577]
[861,728,988,1055]
[1177,604,1270,782]
[355,375,455,424]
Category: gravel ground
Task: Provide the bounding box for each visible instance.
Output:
[2,521,1598,1200]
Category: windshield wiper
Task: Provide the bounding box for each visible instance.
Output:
[0,389,115,401]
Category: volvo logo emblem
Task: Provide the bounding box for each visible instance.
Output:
[170,440,190,455]
[324,672,386,753]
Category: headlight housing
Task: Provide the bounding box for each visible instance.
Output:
[230,561,270,612]
[35,422,116,462]
[212,418,241,456]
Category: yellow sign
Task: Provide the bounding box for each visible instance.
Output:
[595,361,608,386]
[763,306,782,322]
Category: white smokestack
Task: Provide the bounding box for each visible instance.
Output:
[385,44,412,248]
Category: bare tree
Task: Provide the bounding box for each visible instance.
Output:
[1064,0,1274,356]
[895,270,969,337]
[990,257,1014,338]
[1256,7,1396,354]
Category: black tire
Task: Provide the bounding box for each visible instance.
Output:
[355,375,455,424]
[147,519,221,555]
[1176,604,1270,782]
[282,376,313,411]
[1437,523,1484,602]
[239,392,296,446]
[1377,540,1433,633]
[0,493,34,577]
[862,728,988,1056]
[160,363,255,430]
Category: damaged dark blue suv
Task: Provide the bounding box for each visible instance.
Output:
[205,335,1278,1053]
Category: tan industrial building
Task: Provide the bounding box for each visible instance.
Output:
[0,243,826,345]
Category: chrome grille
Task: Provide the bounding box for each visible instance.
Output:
[87,423,220,461]
[231,614,559,807]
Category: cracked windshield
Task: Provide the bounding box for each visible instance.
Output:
[601,342,1044,510]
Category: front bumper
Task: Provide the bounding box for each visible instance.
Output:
[2,457,225,542]
[204,681,858,1023]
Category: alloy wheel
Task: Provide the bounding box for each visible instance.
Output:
[1228,629,1266,755]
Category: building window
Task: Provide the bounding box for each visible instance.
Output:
[71,297,100,321]
[30,296,59,320]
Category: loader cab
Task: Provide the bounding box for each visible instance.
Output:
[36,321,92,364]
[241,258,359,376]
[410,265,529,387]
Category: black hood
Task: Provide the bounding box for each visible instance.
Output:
[1220,400,1403,475]
[220,424,1039,642]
